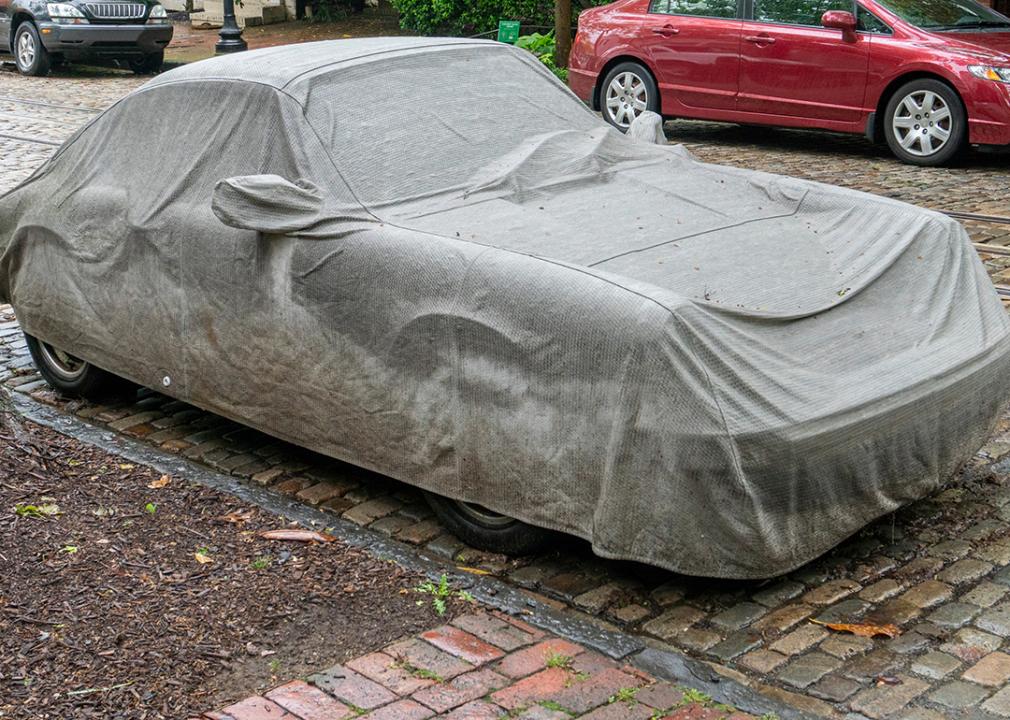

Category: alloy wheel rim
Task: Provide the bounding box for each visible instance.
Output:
[17,30,35,70]
[605,71,648,129]
[453,500,516,529]
[892,90,952,157]
[38,341,88,382]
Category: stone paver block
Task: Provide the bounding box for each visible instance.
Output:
[412,668,507,713]
[346,651,436,694]
[964,581,1009,608]
[751,603,814,634]
[983,685,1010,717]
[673,628,722,652]
[710,602,766,631]
[936,558,994,585]
[849,674,928,719]
[803,579,861,606]
[397,520,443,545]
[738,648,788,674]
[814,598,871,624]
[752,580,805,607]
[819,634,873,660]
[808,674,861,703]
[841,650,902,683]
[941,627,1004,664]
[609,604,652,625]
[635,682,683,710]
[929,539,973,561]
[295,481,346,506]
[496,639,584,679]
[910,651,962,680]
[488,667,573,711]
[707,632,762,662]
[343,496,402,525]
[451,613,539,652]
[979,602,1010,637]
[219,697,297,719]
[928,679,990,709]
[441,700,506,719]
[775,652,841,689]
[859,579,903,603]
[309,666,397,710]
[264,680,351,720]
[900,580,954,609]
[925,601,979,628]
[421,625,505,666]
[573,583,625,614]
[641,606,706,640]
[963,650,1010,686]
[384,638,473,681]
[360,699,433,719]
[769,624,828,656]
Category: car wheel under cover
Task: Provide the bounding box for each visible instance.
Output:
[423,491,552,556]
[24,333,131,400]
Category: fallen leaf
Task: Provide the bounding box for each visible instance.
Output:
[258,529,336,543]
[876,675,902,686]
[194,552,213,564]
[147,475,171,489]
[456,566,492,576]
[810,619,901,638]
[119,464,135,470]
[219,510,255,524]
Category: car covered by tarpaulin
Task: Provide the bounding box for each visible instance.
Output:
[1,37,1009,578]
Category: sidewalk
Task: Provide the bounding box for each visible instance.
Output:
[198,611,759,720]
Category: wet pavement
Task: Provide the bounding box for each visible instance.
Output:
[5,67,1010,719]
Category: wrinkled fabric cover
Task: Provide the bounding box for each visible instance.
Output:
[2,38,1009,578]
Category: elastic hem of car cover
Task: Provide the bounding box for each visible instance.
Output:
[3,388,807,720]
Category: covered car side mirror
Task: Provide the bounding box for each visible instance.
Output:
[212,175,324,235]
[822,10,857,39]
[627,111,666,145]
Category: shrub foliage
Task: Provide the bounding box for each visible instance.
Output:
[390,0,608,37]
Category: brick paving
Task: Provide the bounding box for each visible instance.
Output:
[193,611,757,719]
[6,68,1010,718]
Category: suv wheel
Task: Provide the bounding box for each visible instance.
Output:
[600,61,659,132]
[128,51,164,75]
[14,23,51,77]
[883,79,965,166]
[24,333,131,400]
[423,491,552,556]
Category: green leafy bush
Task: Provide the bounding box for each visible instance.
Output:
[390,0,608,37]
[515,31,568,82]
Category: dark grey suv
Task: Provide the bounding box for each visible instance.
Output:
[1,0,172,76]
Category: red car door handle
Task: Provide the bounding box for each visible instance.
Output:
[652,25,680,36]
[744,34,775,44]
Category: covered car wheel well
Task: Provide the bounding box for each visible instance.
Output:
[593,55,661,114]
[871,72,964,144]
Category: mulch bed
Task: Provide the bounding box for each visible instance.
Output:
[0,407,463,719]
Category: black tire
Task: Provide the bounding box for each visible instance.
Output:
[423,491,552,556]
[13,23,51,77]
[24,333,130,400]
[129,51,164,75]
[883,79,965,166]
[599,61,660,133]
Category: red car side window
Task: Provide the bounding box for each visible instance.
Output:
[753,0,854,24]
[651,0,737,18]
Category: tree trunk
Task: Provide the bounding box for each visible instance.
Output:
[554,0,572,67]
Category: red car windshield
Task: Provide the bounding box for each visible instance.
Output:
[874,0,1010,29]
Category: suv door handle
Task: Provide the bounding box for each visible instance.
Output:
[652,24,680,36]
[744,34,776,44]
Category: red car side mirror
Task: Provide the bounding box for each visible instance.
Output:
[822,10,857,39]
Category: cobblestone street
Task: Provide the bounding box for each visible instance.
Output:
[6,65,1010,719]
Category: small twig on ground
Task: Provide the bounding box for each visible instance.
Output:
[66,682,134,697]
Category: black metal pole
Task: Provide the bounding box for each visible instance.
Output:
[215,0,247,54]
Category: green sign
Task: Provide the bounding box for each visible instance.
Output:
[498,20,520,44]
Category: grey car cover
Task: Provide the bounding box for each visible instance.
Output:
[2,38,1009,578]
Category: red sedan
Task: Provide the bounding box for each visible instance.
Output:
[568,0,1010,164]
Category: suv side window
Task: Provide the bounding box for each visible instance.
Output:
[753,0,854,25]
[650,0,738,19]
[857,5,891,31]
